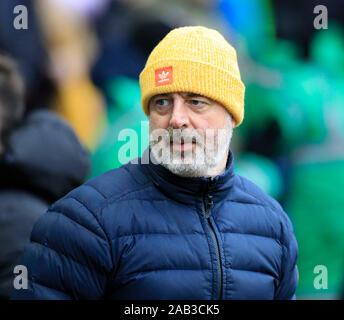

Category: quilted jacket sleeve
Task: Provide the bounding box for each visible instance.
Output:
[11,194,114,300]
[274,211,299,300]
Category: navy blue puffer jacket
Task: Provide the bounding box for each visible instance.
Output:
[12,148,298,300]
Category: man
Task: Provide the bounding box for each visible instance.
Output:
[0,55,90,299]
[12,26,298,300]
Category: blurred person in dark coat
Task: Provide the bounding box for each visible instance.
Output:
[0,56,91,299]
[0,0,55,113]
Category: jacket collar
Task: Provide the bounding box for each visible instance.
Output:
[140,147,236,206]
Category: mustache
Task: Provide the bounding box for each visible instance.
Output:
[166,127,204,144]
[149,126,231,148]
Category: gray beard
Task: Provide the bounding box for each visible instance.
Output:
[149,114,233,178]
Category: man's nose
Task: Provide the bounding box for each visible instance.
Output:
[169,97,190,129]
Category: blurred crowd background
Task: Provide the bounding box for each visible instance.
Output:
[1,0,344,300]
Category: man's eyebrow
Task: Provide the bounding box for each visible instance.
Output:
[151,93,172,100]
[150,92,211,102]
[182,92,207,99]
[182,93,216,103]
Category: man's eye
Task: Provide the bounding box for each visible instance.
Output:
[156,99,169,106]
[189,100,203,106]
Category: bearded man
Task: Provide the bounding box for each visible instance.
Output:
[12,26,298,300]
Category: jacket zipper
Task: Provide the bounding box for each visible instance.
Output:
[203,183,222,300]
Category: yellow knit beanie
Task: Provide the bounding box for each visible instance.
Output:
[139,26,245,127]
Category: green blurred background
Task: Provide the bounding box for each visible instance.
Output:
[1,0,344,299]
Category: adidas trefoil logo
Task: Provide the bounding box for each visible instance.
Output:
[158,71,170,82]
[155,66,173,87]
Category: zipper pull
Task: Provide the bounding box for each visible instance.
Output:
[208,194,213,207]
[205,194,213,218]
